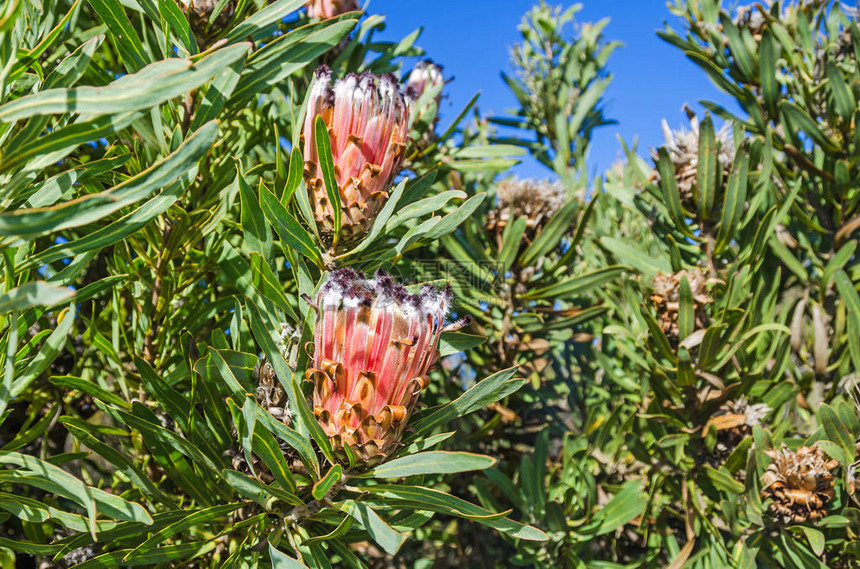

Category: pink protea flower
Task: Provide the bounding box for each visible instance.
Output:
[302,68,411,245]
[305,0,359,19]
[306,269,453,464]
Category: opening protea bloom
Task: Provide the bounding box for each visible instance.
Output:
[175,0,235,45]
[302,67,411,245]
[305,0,359,19]
[761,444,838,524]
[305,269,453,464]
[486,177,567,240]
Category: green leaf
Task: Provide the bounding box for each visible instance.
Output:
[520,199,579,266]
[255,403,319,478]
[695,114,718,220]
[413,368,523,435]
[0,121,219,240]
[222,469,302,507]
[232,19,356,103]
[158,0,197,55]
[677,276,694,342]
[703,465,745,494]
[250,252,299,322]
[835,270,860,371]
[259,186,324,268]
[123,504,242,561]
[600,237,670,276]
[61,417,175,507]
[760,30,778,113]
[341,501,406,555]
[360,485,547,542]
[423,193,485,241]
[780,101,842,154]
[86,0,148,72]
[240,171,274,261]
[800,526,825,557]
[72,542,217,568]
[226,0,306,42]
[827,61,855,120]
[0,452,152,535]
[590,480,647,536]
[438,331,486,356]
[314,115,341,246]
[500,216,527,272]
[368,451,496,478]
[822,240,856,292]
[269,543,308,569]
[282,147,304,206]
[819,403,855,455]
[715,145,750,253]
[0,44,250,121]
[523,266,627,300]
[0,282,73,312]
[312,464,342,500]
[656,147,687,230]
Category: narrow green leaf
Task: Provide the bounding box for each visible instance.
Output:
[0,44,249,121]
[314,115,341,246]
[312,464,342,500]
[695,114,717,220]
[259,187,323,267]
[0,282,73,312]
[341,501,406,555]
[368,451,496,478]
[413,368,522,435]
[360,485,547,542]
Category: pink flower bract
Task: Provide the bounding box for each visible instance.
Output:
[302,67,411,244]
[306,269,452,463]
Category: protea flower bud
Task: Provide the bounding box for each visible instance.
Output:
[305,0,359,19]
[761,444,838,524]
[302,67,411,245]
[651,109,734,214]
[406,60,444,148]
[651,268,713,345]
[407,60,444,104]
[175,0,235,45]
[305,269,453,464]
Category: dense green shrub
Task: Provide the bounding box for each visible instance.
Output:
[0,0,858,567]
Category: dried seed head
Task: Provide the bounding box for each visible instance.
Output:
[253,356,293,424]
[651,268,713,344]
[305,0,359,19]
[486,177,567,238]
[307,268,452,464]
[761,443,838,524]
[302,67,412,245]
[707,397,771,459]
[175,0,235,45]
[651,110,735,213]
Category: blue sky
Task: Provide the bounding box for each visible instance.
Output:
[371,0,738,179]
